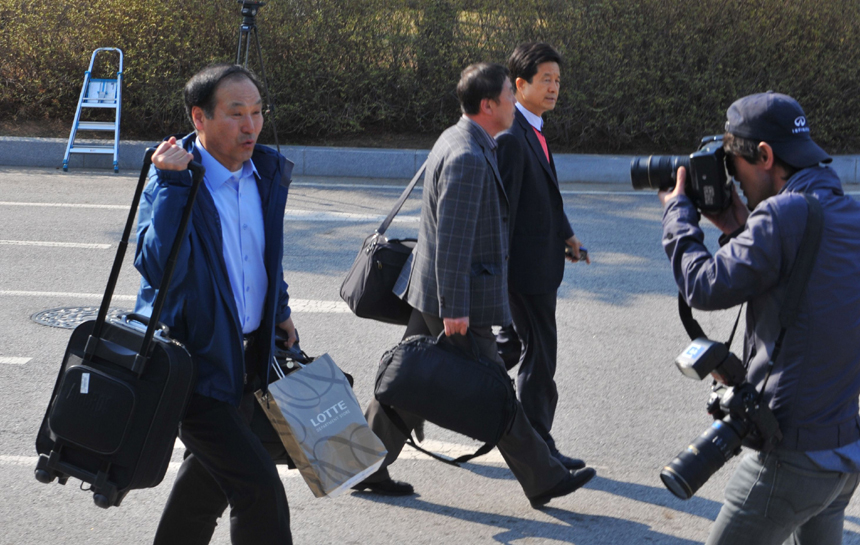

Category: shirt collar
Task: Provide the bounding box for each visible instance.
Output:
[194,137,258,190]
[463,115,498,152]
[515,102,543,132]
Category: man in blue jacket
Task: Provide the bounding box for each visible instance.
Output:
[134,64,295,545]
[660,92,860,545]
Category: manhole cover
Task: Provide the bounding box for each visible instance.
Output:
[31,307,130,329]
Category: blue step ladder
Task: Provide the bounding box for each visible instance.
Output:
[63,48,123,173]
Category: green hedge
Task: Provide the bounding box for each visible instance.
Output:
[2,0,859,153]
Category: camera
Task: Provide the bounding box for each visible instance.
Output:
[630,135,733,212]
[660,338,782,500]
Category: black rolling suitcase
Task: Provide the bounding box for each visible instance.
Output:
[35,149,205,508]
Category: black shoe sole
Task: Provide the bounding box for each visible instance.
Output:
[351,482,415,496]
[529,468,596,509]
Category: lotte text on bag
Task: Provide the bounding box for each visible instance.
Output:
[256,354,387,497]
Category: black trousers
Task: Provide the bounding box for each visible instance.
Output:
[363,308,569,498]
[153,391,293,545]
[508,290,560,451]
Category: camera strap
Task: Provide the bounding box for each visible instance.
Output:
[677,193,824,399]
[758,193,824,395]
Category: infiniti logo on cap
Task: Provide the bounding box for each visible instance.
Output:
[792,116,810,134]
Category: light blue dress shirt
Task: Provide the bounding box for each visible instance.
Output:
[195,139,267,334]
[515,101,543,131]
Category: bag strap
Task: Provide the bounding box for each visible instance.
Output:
[758,193,824,395]
[380,403,494,466]
[677,192,824,346]
[778,193,823,329]
[376,162,427,237]
[87,149,206,375]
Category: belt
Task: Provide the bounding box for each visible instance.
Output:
[242,331,257,387]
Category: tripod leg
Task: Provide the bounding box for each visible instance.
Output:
[251,26,280,152]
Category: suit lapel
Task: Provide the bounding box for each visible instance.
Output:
[458,117,508,206]
[518,110,559,186]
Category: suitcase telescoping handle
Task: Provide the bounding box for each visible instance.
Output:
[87,148,205,375]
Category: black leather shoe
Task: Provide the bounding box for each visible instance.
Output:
[351,478,415,496]
[551,450,586,470]
[528,467,596,509]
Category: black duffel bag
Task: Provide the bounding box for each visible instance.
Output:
[340,163,426,326]
[374,332,517,446]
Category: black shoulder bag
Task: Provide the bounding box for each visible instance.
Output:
[340,163,426,325]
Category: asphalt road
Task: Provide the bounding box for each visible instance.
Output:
[2,166,859,545]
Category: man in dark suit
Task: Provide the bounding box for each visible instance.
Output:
[354,62,595,509]
[495,43,590,470]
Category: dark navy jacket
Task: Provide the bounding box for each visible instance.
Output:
[134,134,293,406]
[663,166,860,451]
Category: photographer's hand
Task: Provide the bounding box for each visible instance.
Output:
[658,166,687,207]
[703,187,750,236]
[152,136,194,171]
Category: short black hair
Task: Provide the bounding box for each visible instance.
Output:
[723,132,799,180]
[507,42,562,84]
[457,63,510,115]
[183,64,264,125]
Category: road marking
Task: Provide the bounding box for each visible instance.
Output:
[0,290,350,313]
[0,201,418,223]
[0,240,111,249]
[285,210,418,223]
[0,455,301,478]
[0,357,30,364]
[0,290,136,300]
[172,437,506,465]
[0,201,126,210]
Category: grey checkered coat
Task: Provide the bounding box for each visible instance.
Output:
[394,116,512,327]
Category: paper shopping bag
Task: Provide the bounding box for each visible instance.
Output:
[256,353,387,497]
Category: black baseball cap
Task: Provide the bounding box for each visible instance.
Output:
[724,91,831,168]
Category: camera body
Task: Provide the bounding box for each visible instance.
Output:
[630,136,733,213]
[660,337,782,500]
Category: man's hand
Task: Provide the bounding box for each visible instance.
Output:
[703,187,750,235]
[565,235,590,264]
[658,166,687,207]
[660,167,749,235]
[152,136,194,171]
[277,316,297,348]
[443,316,469,336]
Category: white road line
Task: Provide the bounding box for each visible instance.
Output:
[0,201,418,223]
[0,357,31,364]
[284,210,418,223]
[0,290,350,313]
[171,437,506,465]
[0,455,301,477]
[6,439,506,476]
[0,201,126,210]
[0,240,111,249]
[0,290,136,300]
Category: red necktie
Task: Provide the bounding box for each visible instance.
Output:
[533,126,550,163]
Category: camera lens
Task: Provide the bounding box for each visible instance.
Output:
[660,416,749,500]
[630,155,690,191]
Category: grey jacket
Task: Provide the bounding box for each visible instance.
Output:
[663,166,860,451]
[394,117,512,327]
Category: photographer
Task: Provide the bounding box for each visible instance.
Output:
[659,92,860,545]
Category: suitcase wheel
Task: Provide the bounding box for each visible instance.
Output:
[34,469,54,484]
[93,493,111,509]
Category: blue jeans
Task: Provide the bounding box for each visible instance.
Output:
[707,449,860,545]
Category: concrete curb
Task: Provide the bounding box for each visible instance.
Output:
[1,136,858,184]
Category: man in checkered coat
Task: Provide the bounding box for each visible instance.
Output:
[353,62,596,509]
